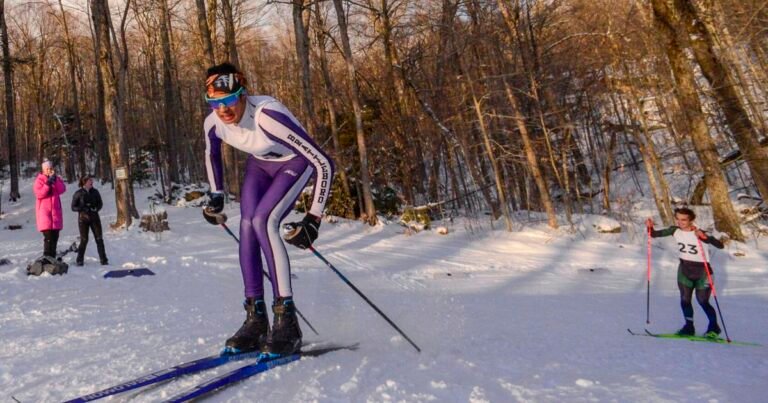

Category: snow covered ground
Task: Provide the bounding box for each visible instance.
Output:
[1,177,767,402]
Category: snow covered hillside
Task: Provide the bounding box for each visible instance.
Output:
[1,177,767,402]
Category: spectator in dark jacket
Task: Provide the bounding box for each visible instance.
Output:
[71,176,108,266]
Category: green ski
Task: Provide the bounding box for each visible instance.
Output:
[627,328,760,346]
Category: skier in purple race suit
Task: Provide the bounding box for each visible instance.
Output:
[201,63,334,356]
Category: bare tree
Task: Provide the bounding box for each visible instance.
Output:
[652,0,744,241]
[220,0,242,199]
[332,0,377,224]
[292,0,318,135]
[158,0,180,189]
[497,0,558,228]
[195,0,215,66]
[55,0,86,180]
[90,0,137,228]
[0,0,20,201]
[677,0,768,201]
[312,2,352,205]
[3,0,765,239]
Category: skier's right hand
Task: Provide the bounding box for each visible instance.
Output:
[47,174,57,185]
[203,193,226,225]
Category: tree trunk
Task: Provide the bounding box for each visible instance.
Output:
[621,95,674,226]
[206,0,217,58]
[602,131,617,212]
[504,81,558,229]
[332,0,377,225]
[158,0,180,191]
[57,0,86,180]
[115,1,140,219]
[375,0,417,204]
[91,25,110,181]
[292,0,317,135]
[90,0,134,228]
[678,0,768,201]
[221,0,239,67]
[312,2,352,207]
[651,0,744,240]
[652,93,693,170]
[620,64,675,225]
[473,95,513,231]
[194,0,215,66]
[497,0,557,228]
[220,0,241,199]
[0,0,20,200]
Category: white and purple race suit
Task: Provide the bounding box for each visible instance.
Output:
[204,95,334,299]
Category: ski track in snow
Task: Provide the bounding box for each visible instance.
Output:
[1,179,768,402]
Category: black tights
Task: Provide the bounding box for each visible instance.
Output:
[678,282,717,325]
[42,230,60,258]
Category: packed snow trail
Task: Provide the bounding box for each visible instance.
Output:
[1,179,768,402]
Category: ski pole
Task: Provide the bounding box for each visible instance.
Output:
[696,236,731,343]
[646,226,652,324]
[308,245,422,353]
[219,223,319,336]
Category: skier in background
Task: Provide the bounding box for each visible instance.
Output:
[201,62,334,356]
[71,176,109,266]
[34,159,66,259]
[646,207,724,337]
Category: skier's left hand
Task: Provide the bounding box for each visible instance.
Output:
[284,214,321,249]
[203,193,227,225]
[695,228,708,240]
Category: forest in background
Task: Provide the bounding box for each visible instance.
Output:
[1,0,767,240]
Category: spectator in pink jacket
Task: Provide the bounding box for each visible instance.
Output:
[34,160,66,258]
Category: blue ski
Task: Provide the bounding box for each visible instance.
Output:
[164,344,359,402]
[163,354,300,403]
[63,350,263,403]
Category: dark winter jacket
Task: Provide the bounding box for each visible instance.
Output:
[71,188,104,215]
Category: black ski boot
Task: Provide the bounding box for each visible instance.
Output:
[262,297,302,356]
[224,298,269,354]
[676,321,695,336]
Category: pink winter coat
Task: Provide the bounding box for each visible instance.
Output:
[34,173,66,231]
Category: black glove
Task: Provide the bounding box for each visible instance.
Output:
[203,193,226,225]
[284,214,321,249]
[47,174,57,185]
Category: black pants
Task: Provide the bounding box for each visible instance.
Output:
[42,230,60,258]
[77,212,107,263]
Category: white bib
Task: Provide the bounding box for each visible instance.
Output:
[673,228,710,263]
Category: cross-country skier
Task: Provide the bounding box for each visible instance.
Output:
[201,62,334,356]
[646,207,724,337]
